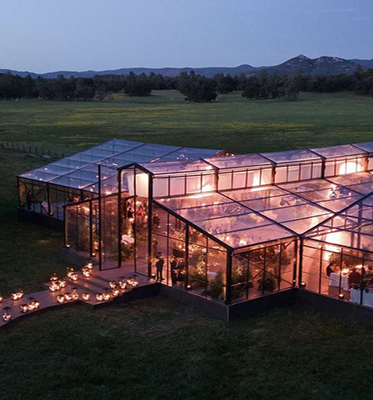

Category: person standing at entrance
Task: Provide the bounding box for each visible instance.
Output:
[156,253,165,281]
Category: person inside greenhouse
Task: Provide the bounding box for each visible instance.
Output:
[326,263,335,277]
[152,212,160,229]
[170,257,179,284]
[349,268,362,285]
[155,253,165,281]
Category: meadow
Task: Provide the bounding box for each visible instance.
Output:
[1,90,373,155]
[1,91,373,399]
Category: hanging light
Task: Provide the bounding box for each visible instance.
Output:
[2,307,11,322]
[112,288,120,298]
[59,279,67,288]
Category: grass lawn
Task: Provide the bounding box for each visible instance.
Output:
[0,90,372,155]
[1,91,373,399]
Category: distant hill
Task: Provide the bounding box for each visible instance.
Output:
[349,59,373,69]
[0,65,258,79]
[263,55,361,76]
[1,55,373,78]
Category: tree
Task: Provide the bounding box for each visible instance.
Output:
[214,74,236,94]
[123,72,152,96]
[0,73,24,99]
[177,71,217,102]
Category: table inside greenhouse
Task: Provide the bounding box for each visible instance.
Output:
[350,289,373,308]
[329,272,349,290]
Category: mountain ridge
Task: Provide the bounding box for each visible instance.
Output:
[1,55,373,78]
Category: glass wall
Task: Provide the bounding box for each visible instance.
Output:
[301,240,373,305]
[151,202,228,302]
[260,149,323,184]
[18,177,95,220]
[324,155,367,177]
[203,154,274,191]
[311,144,368,177]
[65,200,94,256]
[355,142,373,170]
[231,240,296,303]
[18,178,49,215]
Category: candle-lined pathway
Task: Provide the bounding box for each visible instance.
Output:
[0,264,154,328]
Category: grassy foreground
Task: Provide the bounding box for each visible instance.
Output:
[1,92,373,399]
[1,298,373,400]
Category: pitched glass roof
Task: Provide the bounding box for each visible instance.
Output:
[260,149,321,163]
[311,144,368,158]
[304,193,373,253]
[355,141,373,153]
[157,192,295,248]
[328,172,373,195]
[142,159,214,174]
[278,179,363,213]
[20,139,222,188]
[203,153,272,169]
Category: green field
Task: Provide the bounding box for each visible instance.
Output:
[1,91,373,399]
[1,91,373,155]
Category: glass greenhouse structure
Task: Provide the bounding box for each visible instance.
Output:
[18,140,373,309]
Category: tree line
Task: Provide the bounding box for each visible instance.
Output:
[1,67,373,102]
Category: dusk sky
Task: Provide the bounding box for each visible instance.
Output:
[1,0,373,73]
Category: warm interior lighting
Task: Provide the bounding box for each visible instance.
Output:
[338,161,358,175]
[0,295,3,303]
